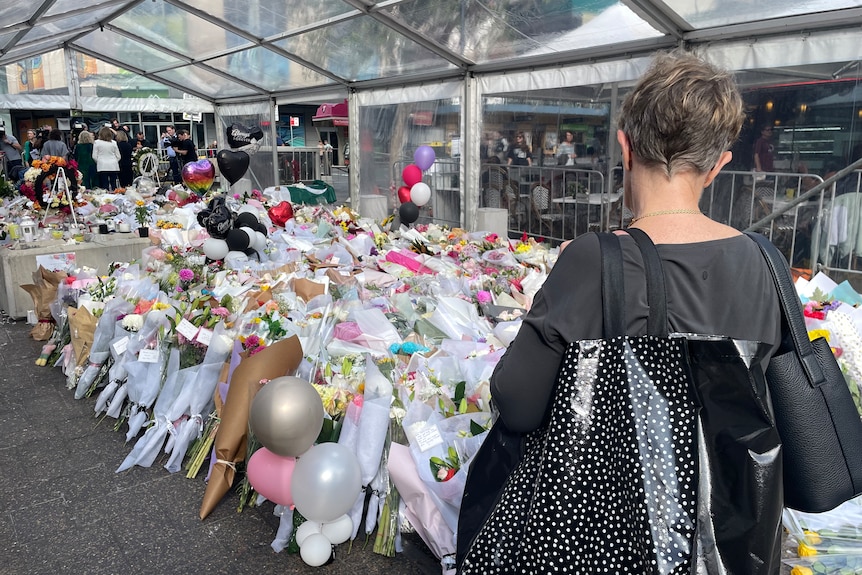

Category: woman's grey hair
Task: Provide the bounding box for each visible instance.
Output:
[618,50,744,177]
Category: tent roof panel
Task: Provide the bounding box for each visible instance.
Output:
[663,0,862,29]
[0,0,861,104]
[113,2,254,60]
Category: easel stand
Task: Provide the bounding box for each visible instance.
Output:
[41,167,79,229]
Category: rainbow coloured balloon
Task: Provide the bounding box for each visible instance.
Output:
[182,159,216,195]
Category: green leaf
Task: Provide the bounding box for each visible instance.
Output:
[459,397,468,414]
[429,456,446,466]
[469,420,486,437]
[315,418,334,444]
[454,380,466,404]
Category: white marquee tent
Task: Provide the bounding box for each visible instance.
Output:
[3,0,862,229]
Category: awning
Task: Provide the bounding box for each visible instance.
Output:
[312,100,349,126]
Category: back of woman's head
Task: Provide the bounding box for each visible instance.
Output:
[618,50,744,177]
[97,126,114,141]
[115,130,128,142]
[78,130,93,144]
[49,129,62,141]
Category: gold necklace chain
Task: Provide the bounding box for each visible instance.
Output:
[630,208,703,223]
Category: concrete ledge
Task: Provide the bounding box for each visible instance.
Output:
[0,235,151,318]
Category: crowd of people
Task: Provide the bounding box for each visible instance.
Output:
[0,118,199,191]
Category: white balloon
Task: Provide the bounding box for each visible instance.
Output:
[299,533,332,567]
[238,226,255,245]
[321,514,353,545]
[292,443,362,523]
[253,231,267,252]
[202,238,229,260]
[237,205,259,217]
[295,520,321,547]
[410,182,432,207]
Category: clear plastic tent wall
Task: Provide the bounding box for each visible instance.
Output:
[2,1,862,232]
[355,82,462,227]
[216,102,273,192]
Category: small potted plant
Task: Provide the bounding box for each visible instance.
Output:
[135,200,149,237]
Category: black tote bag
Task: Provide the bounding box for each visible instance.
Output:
[456,231,783,574]
[747,232,862,512]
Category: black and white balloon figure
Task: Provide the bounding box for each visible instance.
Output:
[199,197,269,262]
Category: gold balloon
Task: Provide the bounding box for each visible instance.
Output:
[249,376,324,457]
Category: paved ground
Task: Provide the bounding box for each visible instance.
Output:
[0,319,440,575]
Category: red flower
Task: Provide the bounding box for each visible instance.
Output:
[442,468,455,481]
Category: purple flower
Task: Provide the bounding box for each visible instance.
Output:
[179,268,195,282]
[476,290,492,304]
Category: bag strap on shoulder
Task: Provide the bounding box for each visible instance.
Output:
[626,228,669,338]
[598,233,625,338]
[746,231,825,386]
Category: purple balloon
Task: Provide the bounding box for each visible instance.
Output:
[413,145,436,171]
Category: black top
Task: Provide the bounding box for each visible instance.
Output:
[491,232,782,433]
[176,139,197,164]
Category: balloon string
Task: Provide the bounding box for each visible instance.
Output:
[216,459,237,471]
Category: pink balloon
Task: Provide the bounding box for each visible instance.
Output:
[247,447,296,506]
[402,164,422,187]
[397,185,412,204]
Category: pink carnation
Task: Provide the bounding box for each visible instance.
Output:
[179,268,195,282]
[476,290,492,304]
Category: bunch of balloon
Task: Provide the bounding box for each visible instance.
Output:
[198,197,269,264]
[290,442,362,566]
[396,145,436,225]
[247,376,362,567]
[216,123,264,189]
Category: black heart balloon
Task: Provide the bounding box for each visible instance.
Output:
[226,123,264,149]
[216,149,250,185]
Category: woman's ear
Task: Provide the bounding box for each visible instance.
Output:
[703,151,732,188]
[617,130,632,170]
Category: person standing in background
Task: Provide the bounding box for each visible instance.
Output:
[0,126,24,179]
[22,129,36,166]
[110,118,130,137]
[92,126,120,190]
[160,125,180,183]
[75,130,97,190]
[40,129,70,160]
[557,130,577,165]
[754,124,775,174]
[506,132,532,167]
[173,129,197,166]
[116,130,134,187]
[134,131,148,150]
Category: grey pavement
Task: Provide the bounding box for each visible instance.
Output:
[0,319,439,575]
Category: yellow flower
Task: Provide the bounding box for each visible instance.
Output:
[797,542,818,557]
[790,567,813,575]
[136,200,145,207]
[152,301,170,311]
[803,530,822,545]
